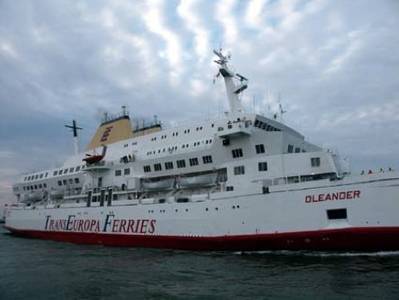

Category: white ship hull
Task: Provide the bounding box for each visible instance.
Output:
[5,173,399,251]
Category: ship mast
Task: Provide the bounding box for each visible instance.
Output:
[65,120,82,155]
[213,49,248,114]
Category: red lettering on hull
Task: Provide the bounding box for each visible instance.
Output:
[305,190,361,203]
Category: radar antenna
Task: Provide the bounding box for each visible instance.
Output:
[212,49,248,114]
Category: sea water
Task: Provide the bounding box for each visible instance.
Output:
[1,226,399,300]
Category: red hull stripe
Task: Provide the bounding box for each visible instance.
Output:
[4,225,399,251]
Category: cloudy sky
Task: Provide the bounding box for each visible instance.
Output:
[1,0,399,206]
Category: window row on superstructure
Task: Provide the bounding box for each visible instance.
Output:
[287,144,306,154]
[23,164,86,182]
[233,162,268,176]
[254,119,280,132]
[143,155,213,173]
[146,139,213,156]
[150,125,208,142]
[22,176,81,191]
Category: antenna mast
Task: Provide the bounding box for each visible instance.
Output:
[65,120,83,155]
[213,49,248,114]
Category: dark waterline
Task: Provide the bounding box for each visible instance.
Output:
[1,226,399,300]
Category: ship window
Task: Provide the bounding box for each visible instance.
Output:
[115,170,122,176]
[63,179,67,185]
[40,174,43,179]
[45,172,48,178]
[202,155,213,164]
[177,160,186,168]
[69,178,73,184]
[154,163,162,171]
[176,198,189,203]
[295,147,300,153]
[234,166,245,175]
[124,168,130,175]
[258,162,268,172]
[58,181,62,186]
[255,144,265,154]
[35,175,39,179]
[232,148,243,158]
[69,167,74,172]
[74,178,79,184]
[143,165,151,173]
[287,145,294,153]
[58,169,63,175]
[165,161,174,170]
[189,158,199,166]
[226,186,234,191]
[34,185,38,189]
[75,166,81,172]
[311,157,321,167]
[64,169,68,174]
[327,208,347,220]
[39,184,42,188]
[44,183,47,188]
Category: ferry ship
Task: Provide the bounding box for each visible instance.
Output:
[4,50,399,251]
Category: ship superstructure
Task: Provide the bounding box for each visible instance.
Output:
[4,50,399,251]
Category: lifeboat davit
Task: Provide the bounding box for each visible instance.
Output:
[83,145,107,164]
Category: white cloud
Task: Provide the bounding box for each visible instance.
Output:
[244,0,267,29]
[323,29,365,75]
[177,0,210,63]
[215,0,239,46]
[0,40,18,59]
[142,0,184,84]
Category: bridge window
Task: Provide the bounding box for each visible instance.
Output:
[295,147,300,153]
[189,158,199,166]
[75,166,81,172]
[124,168,130,175]
[74,178,79,184]
[154,163,162,171]
[177,160,186,168]
[258,162,268,171]
[115,170,122,176]
[143,165,151,173]
[311,157,321,167]
[255,144,265,154]
[287,145,294,153]
[232,148,243,158]
[58,181,62,186]
[234,166,245,175]
[69,167,74,173]
[165,161,174,170]
[202,155,213,164]
[226,186,234,191]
